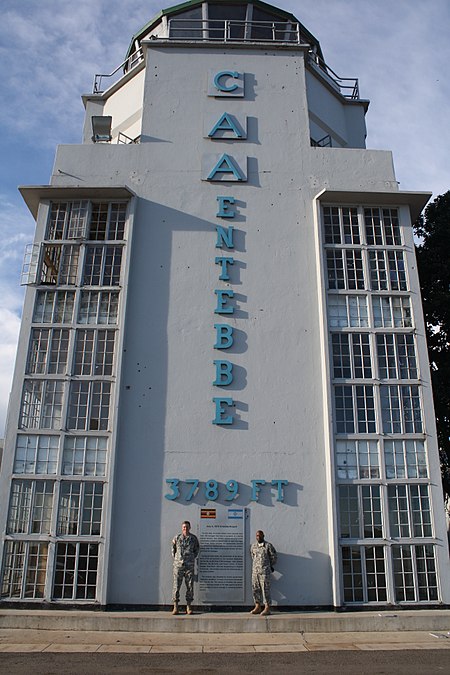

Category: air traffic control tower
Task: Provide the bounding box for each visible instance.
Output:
[1,1,449,609]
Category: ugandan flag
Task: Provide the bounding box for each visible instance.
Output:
[201,508,216,519]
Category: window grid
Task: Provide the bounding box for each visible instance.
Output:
[53,542,99,600]
[331,333,372,379]
[67,381,111,431]
[334,385,376,434]
[41,245,80,285]
[77,290,119,325]
[57,481,103,536]
[27,328,70,375]
[7,480,54,535]
[364,207,401,246]
[62,436,107,477]
[380,384,422,434]
[74,329,115,376]
[372,296,413,329]
[14,435,59,475]
[391,545,438,602]
[323,206,360,244]
[338,485,383,539]
[83,245,123,286]
[33,290,75,324]
[328,295,369,328]
[1,541,48,599]
[336,439,380,480]
[384,439,428,479]
[326,249,365,290]
[369,249,407,291]
[376,334,417,380]
[388,484,432,538]
[341,546,387,603]
[20,380,64,430]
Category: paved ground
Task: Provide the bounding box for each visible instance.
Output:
[0,627,449,652]
[1,650,450,674]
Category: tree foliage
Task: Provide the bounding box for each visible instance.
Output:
[414,191,450,500]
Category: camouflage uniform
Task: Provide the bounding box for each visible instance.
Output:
[250,540,277,606]
[172,532,200,604]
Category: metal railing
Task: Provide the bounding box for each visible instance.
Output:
[307,52,359,100]
[117,132,141,144]
[93,47,144,94]
[167,18,305,44]
[91,21,359,101]
[311,134,332,148]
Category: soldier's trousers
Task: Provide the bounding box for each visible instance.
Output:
[252,571,272,605]
[172,564,195,604]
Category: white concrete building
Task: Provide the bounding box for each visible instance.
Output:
[1,0,449,608]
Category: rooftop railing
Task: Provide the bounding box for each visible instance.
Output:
[93,47,144,94]
[92,21,359,100]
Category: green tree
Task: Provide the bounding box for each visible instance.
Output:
[414,191,450,501]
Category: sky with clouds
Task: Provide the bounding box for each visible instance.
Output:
[0,0,449,434]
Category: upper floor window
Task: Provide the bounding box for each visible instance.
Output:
[364,208,401,246]
[46,201,127,241]
[323,206,360,245]
[33,290,75,324]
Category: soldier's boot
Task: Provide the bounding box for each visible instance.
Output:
[172,603,179,615]
[250,603,262,614]
[260,604,271,616]
[186,605,193,615]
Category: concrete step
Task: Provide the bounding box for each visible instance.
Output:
[0,609,449,634]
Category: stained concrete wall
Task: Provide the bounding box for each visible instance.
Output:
[50,45,407,606]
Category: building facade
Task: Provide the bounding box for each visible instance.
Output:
[1,0,449,608]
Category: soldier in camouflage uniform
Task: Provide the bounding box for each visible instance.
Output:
[171,520,199,615]
[250,530,277,616]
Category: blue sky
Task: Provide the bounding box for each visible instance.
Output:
[0,0,449,433]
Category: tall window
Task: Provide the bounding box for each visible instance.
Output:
[27,328,70,375]
[339,485,383,538]
[328,295,368,328]
[331,333,372,379]
[88,203,126,240]
[46,201,89,240]
[67,381,111,431]
[376,334,417,379]
[74,329,115,376]
[14,435,59,475]
[7,480,54,534]
[372,296,412,328]
[334,385,376,433]
[380,385,422,434]
[33,290,75,323]
[335,440,379,479]
[40,245,79,285]
[62,437,107,477]
[57,481,103,536]
[392,545,438,602]
[1,541,48,599]
[323,206,360,244]
[20,380,64,430]
[327,250,364,290]
[388,484,432,538]
[384,439,428,479]
[368,249,407,291]
[364,208,401,246]
[77,290,119,325]
[83,246,122,286]
[53,542,99,600]
[341,546,387,603]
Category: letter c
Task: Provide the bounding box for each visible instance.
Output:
[213,70,240,92]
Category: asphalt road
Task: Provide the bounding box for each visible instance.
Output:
[1,651,450,674]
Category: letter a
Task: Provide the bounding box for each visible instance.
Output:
[207,154,246,181]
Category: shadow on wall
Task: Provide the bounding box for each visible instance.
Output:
[271,550,332,606]
[108,198,248,604]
